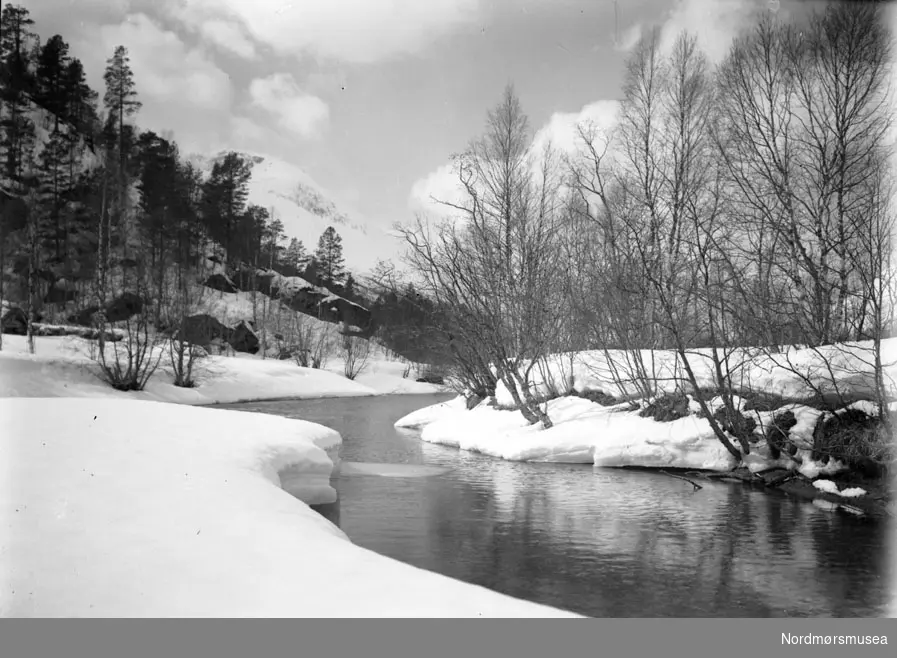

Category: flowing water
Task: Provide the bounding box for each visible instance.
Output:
[220,394,891,617]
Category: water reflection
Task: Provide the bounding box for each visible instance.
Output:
[221,395,891,618]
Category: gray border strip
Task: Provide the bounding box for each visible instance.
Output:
[0,619,893,658]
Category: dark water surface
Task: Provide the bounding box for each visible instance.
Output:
[221,394,891,617]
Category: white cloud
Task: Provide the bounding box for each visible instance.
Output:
[249,73,330,139]
[177,0,482,64]
[410,100,620,218]
[658,0,762,63]
[230,116,269,146]
[408,161,466,218]
[408,0,763,218]
[198,19,259,59]
[531,101,620,156]
[615,22,643,53]
[75,13,233,110]
[161,2,259,60]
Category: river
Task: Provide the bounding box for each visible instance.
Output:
[219,393,891,617]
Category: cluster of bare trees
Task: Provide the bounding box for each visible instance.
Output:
[399,88,569,427]
[401,4,895,448]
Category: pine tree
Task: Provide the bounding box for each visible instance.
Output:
[35,128,75,265]
[343,272,356,300]
[202,152,252,263]
[283,237,309,274]
[173,160,204,276]
[35,34,70,129]
[313,226,346,289]
[239,204,268,266]
[103,45,141,172]
[303,257,320,286]
[103,45,141,287]
[0,4,37,185]
[263,215,285,269]
[137,131,180,321]
[63,58,98,134]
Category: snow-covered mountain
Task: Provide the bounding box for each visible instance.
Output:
[187,151,401,273]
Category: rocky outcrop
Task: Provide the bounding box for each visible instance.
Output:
[177,314,260,355]
[67,292,145,326]
[228,266,372,332]
[203,273,239,294]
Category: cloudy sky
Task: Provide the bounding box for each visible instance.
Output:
[28,0,895,261]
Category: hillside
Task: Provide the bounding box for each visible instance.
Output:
[187,151,400,273]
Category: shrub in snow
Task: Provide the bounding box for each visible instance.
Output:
[286,314,334,369]
[765,410,799,459]
[415,363,446,385]
[92,309,163,392]
[341,334,371,380]
[816,408,890,477]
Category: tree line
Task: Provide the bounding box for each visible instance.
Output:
[0,4,358,354]
[386,3,895,453]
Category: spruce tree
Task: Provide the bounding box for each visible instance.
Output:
[313,226,346,290]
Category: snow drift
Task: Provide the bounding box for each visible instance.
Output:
[0,398,577,617]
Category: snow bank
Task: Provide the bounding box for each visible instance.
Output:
[0,335,442,405]
[0,398,577,617]
[395,394,865,474]
[398,397,736,468]
[394,394,469,429]
[391,338,895,471]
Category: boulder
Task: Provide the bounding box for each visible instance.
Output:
[228,320,260,354]
[105,292,143,323]
[202,273,239,294]
[178,314,232,347]
[1,303,27,335]
[67,305,100,327]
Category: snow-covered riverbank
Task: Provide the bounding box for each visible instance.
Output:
[0,334,442,405]
[396,339,897,480]
[0,397,576,617]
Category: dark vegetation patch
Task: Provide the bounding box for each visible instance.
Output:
[765,410,799,459]
[814,409,892,478]
[639,392,691,422]
[741,390,788,412]
[712,407,758,442]
[572,389,619,406]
